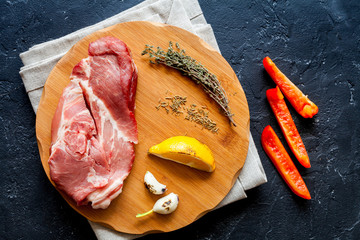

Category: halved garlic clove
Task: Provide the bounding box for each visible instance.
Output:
[136,192,179,218]
[144,171,167,195]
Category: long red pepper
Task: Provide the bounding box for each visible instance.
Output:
[263,56,318,118]
[261,125,311,200]
[266,87,311,168]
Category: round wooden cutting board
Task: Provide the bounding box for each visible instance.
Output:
[36,21,250,234]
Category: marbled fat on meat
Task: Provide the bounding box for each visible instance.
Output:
[49,36,138,209]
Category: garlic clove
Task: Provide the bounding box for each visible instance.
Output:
[153,192,179,215]
[136,193,179,218]
[144,171,167,195]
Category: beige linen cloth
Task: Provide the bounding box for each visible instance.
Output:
[19,0,267,239]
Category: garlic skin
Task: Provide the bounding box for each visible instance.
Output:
[153,192,179,214]
[144,171,167,195]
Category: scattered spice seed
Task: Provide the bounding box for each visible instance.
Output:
[169,95,187,116]
[185,104,218,133]
[156,94,219,133]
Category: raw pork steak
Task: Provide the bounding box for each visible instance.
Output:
[49,36,138,209]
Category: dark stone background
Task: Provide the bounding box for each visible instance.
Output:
[1,0,359,239]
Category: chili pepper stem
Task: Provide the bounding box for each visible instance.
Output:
[136,209,154,218]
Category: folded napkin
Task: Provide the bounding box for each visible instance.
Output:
[19,0,267,239]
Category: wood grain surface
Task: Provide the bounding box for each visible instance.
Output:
[36,21,250,234]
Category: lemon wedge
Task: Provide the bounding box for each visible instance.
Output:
[148,136,215,172]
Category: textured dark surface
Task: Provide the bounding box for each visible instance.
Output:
[1,0,359,239]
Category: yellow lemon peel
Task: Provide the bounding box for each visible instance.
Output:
[148,136,215,172]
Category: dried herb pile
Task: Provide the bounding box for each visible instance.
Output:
[156,95,219,133]
[142,42,236,126]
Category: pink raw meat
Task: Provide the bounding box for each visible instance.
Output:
[49,36,138,209]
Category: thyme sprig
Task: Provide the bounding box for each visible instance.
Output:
[142,42,236,126]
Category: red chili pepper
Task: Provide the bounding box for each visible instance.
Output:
[266,87,311,168]
[263,56,318,118]
[261,125,311,200]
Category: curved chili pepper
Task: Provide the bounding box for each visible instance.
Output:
[263,56,318,118]
[266,87,310,168]
[261,125,311,200]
